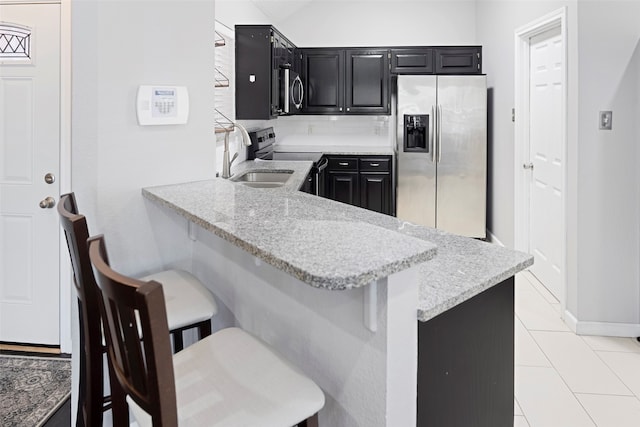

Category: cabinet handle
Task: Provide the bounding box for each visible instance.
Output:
[338,162,349,166]
[339,107,343,112]
[369,163,380,167]
[347,108,350,112]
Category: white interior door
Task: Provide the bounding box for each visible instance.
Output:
[527,27,564,301]
[0,3,61,345]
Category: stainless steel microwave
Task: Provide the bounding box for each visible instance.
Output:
[279,67,303,114]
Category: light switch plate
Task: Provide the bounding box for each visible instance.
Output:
[599,111,612,130]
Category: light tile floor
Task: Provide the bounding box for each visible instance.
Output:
[515,271,640,426]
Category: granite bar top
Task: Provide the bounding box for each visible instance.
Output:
[142,161,437,290]
[143,160,533,321]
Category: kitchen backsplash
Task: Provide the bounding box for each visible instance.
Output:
[274,115,392,147]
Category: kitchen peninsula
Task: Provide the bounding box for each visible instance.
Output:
[143,160,532,427]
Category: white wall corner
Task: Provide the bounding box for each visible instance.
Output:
[386,267,419,427]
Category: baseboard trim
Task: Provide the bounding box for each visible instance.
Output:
[0,343,61,354]
[486,229,505,247]
[563,309,578,333]
[569,317,640,338]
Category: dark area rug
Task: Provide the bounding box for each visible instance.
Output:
[0,355,71,427]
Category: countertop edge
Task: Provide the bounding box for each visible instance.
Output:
[417,256,534,322]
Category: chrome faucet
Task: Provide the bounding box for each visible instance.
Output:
[221,122,251,179]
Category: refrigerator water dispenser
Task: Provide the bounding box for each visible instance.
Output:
[404,114,429,152]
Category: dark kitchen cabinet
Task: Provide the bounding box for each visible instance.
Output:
[326,156,359,205]
[345,49,390,114]
[360,174,391,215]
[303,48,390,115]
[325,155,392,215]
[434,46,482,74]
[391,48,434,74]
[359,156,392,215]
[302,49,345,114]
[328,173,360,206]
[235,25,298,119]
[391,46,482,75]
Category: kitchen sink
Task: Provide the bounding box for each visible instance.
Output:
[239,181,285,188]
[232,170,294,188]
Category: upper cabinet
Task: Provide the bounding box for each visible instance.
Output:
[302,48,390,115]
[391,46,482,75]
[235,25,299,120]
[391,48,434,74]
[434,47,481,74]
[234,23,482,118]
[302,49,345,114]
[345,49,390,114]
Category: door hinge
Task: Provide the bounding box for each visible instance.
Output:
[512,108,515,122]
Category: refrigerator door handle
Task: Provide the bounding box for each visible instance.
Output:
[430,105,435,162]
[437,104,443,163]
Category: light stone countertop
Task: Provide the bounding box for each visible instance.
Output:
[142,160,437,291]
[143,160,533,322]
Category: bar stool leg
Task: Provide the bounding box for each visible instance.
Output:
[198,320,212,340]
[172,331,184,352]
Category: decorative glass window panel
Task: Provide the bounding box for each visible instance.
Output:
[0,23,31,60]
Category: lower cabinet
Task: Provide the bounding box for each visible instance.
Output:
[328,173,359,205]
[325,155,392,215]
[360,174,391,214]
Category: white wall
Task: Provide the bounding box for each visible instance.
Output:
[475,0,577,247]
[576,1,640,328]
[71,0,216,276]
[278,0,477,47]
[476,0,580,318]
[478,0,640,333]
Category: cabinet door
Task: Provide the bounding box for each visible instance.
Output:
[345,49,390,114]
[235,25,275,119]
[303,49,345,114]
[360,173,391,215]
[434,47,482,74]
[391,48,434,74]
[328,173,359,206]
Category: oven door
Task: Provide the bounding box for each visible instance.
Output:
[280,68,304,115]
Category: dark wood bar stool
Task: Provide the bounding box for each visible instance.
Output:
[58,192,218,426]
[88,233,324,427]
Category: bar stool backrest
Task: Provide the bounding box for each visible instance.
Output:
[88,234,178,426]
[58,192,106,427]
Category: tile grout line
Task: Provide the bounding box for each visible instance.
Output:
[591,348,637,398]
[515,273,599,426]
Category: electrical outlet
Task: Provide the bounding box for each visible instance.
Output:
[599,111,612,130]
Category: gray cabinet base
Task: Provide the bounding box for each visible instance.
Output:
[418,276,514,427]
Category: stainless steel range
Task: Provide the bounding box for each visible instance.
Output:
[246,127,327,196]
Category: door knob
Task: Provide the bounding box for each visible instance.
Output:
[44,173,56,184]
[39,197,56,209]
[523,163,534,170]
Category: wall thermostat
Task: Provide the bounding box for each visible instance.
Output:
[136,85,189,125]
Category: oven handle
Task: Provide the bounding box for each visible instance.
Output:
[317,157,328,172]
[315,157,328,196]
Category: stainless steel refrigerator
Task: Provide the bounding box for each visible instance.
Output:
[395,75,486,238]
